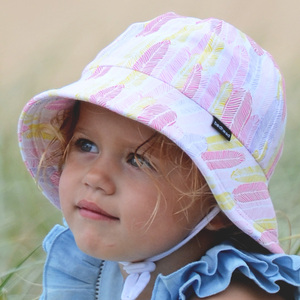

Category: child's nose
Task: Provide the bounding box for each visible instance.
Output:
[82,156,116,195]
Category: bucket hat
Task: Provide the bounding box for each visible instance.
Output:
[18,12,286,254]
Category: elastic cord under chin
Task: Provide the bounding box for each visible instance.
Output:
[119,206,221,300]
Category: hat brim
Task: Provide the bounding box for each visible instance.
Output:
[18,66,283,253]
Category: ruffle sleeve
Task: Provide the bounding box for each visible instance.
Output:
[40,224,300,299]
[152,242,300,299]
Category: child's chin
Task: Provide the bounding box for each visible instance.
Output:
[74,237,119,261]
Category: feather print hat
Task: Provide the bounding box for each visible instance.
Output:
[18,12,286,255]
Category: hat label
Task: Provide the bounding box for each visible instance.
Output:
[211,116,232,141]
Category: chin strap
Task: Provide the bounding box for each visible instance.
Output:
[119,206,221,300]
[120,261,156,300]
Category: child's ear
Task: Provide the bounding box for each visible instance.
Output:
[206,212,232,231]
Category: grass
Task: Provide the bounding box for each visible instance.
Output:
[0,65,63,298]
[1,55,300,299]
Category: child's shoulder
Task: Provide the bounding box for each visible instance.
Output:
[190,276,285,300]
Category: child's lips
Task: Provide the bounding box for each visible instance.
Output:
[77,200,119,221]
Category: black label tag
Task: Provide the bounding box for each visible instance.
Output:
[211,116,232,141]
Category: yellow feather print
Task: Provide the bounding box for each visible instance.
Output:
[75,92,82,100]
[125,97,157,119]
[276,70,284,100]
[210,82,232,118]
[231,166,267,183]
[197,33,224,69]
[124,41,154,61]
[253,218,277,232]
[253,141,268,162]
[204,176,216,189]
[21,112,35,125]
[175,56,199,90]
[175,33,225,91]
[206,134,242,151]
[26,124,55,140]
[215,192,235,210]
[119,70,148,86]
[165,24,204,43]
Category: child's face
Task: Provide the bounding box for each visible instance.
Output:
[59,102,205,262]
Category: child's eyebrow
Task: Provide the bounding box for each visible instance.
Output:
[72,126,90,136]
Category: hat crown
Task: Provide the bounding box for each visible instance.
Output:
[82,12,286,180]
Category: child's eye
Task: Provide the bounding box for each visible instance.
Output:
[74,138,98,153]
[127,153,155,170]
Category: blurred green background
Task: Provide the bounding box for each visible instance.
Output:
[1,0,300,298]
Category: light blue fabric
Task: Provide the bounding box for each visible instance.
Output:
[40,224,300,299]
[40,224,123,299]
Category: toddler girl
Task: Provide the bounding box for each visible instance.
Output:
[18,12,300,299]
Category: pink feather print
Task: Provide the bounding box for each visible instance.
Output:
[22,147,40,167]
[50,171,60,186]
[150,110,177,131]
[23,98,39,113]
[222,46,249,87]
[231,91,252,137]
[211,19,223,35]
[189,34,211,56]
[137,12,180,37]
[88,66,111,79]
[221,88,252,138]
[277,74,286,122]
[159,48,190,83]
[132,40,170,75]
[201,73,221,110]
[220,88,244,126]
[201,150,245,170]
[181,64,202,99]
[247,36,264,56]
[19,124,30,135]
[90,85,124,106]
[259,230,278,245]
[239,115,260,148]
[233,182,269,203]
[185,32,222,74]
[45,98,72,110]
[137,104,177,131]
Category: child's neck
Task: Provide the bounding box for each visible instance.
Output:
[118,229,216,300]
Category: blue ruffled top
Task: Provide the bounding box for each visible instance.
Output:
[40,224,300,299]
